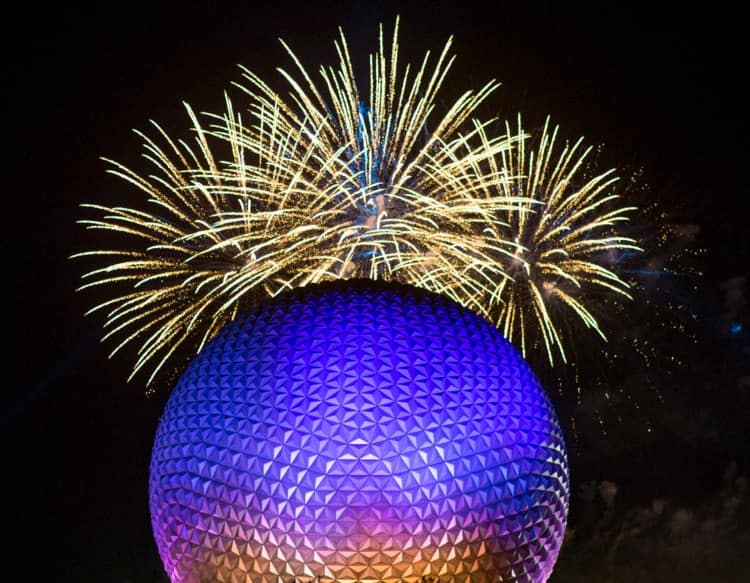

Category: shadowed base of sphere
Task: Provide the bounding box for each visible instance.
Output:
[180,538,547,582]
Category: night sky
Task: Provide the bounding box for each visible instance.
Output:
[4,2,749,581]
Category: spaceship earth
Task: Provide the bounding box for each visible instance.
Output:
[149,280,570,582]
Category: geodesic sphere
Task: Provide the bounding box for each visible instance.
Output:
[149,281,569,583]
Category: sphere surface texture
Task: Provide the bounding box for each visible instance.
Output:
[150,281,569,582]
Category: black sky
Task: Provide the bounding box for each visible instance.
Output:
[4,2,749,581]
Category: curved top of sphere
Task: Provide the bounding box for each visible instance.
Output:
[150,280,569,583]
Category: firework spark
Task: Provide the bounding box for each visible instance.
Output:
[554,205,705,444]
[74,20,522,384]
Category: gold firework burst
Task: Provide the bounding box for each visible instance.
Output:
[478,116,641,365]
[74,19,522,384]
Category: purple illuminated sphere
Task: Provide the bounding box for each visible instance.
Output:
[149,281,569,582]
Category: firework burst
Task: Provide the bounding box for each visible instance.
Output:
[476,116,641,365]
[74,20,522,384]
[75,20,644,386]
